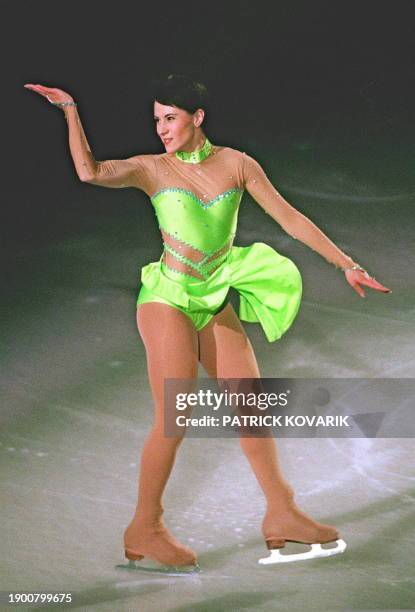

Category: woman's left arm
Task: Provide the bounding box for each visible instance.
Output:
[242,153,391,297]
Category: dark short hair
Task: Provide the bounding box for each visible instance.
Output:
[151,74,209,114]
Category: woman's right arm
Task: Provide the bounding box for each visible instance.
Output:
[62,104,98,182]
[25,83,155,190]
[63,105,145,188]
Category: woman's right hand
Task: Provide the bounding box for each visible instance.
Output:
[24,83,75,108]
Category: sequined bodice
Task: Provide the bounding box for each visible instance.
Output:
[92,136,292,281]
[151,186,243,280]
[141,139,245,280]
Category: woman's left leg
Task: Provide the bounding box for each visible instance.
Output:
[198,303,339,546]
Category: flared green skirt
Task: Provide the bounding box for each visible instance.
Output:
[136,242,302,342]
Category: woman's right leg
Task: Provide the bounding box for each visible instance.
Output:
[124,301,199,567]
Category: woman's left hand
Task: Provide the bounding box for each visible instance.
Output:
[344,269,392,298]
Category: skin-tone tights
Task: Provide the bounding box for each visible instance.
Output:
[124,301,338,566]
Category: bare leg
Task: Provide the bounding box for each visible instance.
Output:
[198,303,339,547]
[124,302,199,566]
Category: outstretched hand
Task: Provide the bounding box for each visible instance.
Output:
[344,268,391,298]
[24,83,74,106]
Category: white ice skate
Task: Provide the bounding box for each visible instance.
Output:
[258,538,347,564]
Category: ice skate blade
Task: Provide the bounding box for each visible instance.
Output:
[258,538,347,564]
[115,559,201,576]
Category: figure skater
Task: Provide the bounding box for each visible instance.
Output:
[24,75,391,570]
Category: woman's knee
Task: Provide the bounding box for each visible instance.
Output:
[239,435,273,456]
[146,422,187,449]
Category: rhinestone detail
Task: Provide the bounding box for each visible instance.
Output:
[151,187,243,209]
[175,137,213,164]
[163,244,210,279]
[161,227,209,256]
[161,261,204,281]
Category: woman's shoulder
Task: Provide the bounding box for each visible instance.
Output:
[130,151,163,162]
[128,152,167,173]
[212,145,262,175]
[212,144,247,163]
[214,143,242,154]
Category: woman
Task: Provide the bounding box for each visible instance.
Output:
[24,75,391,570]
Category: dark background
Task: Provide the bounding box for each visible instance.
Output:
[1,5,414,605]
[2,0,415,260]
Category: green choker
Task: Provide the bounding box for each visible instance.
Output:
[175,137,213,164]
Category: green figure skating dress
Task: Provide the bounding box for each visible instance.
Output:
[96,137,302,342]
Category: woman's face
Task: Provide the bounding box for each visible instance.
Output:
[153,100,202,153]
